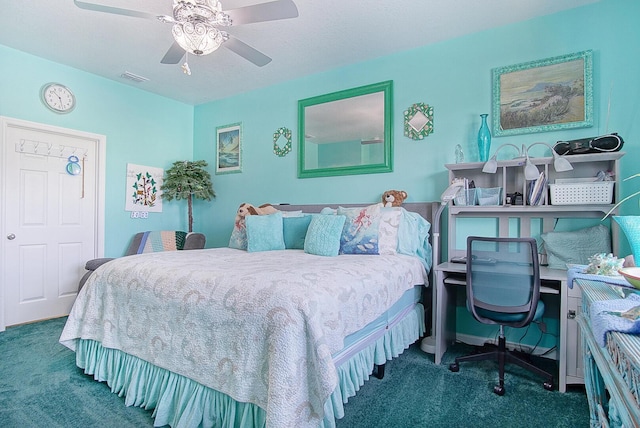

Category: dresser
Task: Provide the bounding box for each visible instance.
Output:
[577,279,640,427]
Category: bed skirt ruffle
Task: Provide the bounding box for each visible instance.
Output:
[74,303,424,428]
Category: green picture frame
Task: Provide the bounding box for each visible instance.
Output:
[492,50,593,137]
[298,81,393,178]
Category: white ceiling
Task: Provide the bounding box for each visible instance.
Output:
[0,0,598,105]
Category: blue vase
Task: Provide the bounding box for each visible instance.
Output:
[613,216,640,265]
[477,114,492,162]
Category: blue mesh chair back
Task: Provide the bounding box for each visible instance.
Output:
[467,237,541,328]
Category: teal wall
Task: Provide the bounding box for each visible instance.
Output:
[0,46,194,256]
[194,0,640,250]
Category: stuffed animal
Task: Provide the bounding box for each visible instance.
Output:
[235,203,278,223]
[382,190,408,207]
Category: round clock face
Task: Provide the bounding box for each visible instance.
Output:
[41,83,76,113]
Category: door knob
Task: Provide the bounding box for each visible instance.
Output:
[7,233,15,240]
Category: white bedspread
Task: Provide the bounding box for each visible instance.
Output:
[60,248,427,428]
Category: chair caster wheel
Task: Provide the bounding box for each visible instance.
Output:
[493,385,505,396]
[449,363,459,372]
[543,381,554,391]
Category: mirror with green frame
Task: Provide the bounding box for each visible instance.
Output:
[298,80,393,178]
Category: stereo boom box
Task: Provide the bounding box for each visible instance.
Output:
[553,133,624,155]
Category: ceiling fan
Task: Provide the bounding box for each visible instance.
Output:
[73,0,299,69]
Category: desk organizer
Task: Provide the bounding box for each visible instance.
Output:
[453,189,476,206]
[550,179,614,205]
[477,187,502,206]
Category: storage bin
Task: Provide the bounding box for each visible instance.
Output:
[477,187,502,206]
[453,188,476,206]
[549,179,614,205]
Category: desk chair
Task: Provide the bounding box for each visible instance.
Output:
[448,236,554,395]
[78,231,205,291]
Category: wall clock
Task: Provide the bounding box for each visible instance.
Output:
[40,82,76,113]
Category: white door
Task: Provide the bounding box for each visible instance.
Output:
[1,117,105,329]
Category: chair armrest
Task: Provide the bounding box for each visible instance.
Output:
[183,233,206,250]
[85,257,116,271]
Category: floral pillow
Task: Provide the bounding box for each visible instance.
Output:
[228,217,248,250]
[337,203,383,254]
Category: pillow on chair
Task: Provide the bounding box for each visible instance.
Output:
[541,224,611,269]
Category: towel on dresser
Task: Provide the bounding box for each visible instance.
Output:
[590,293,640,347]
[567,265,632,289]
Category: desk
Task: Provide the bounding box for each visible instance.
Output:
[433,261,582,392]
[577,279,640,427]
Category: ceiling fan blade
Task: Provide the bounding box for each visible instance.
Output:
[74,0,159,20]
[161,42,186,64]
[224,37,272,67]
[225,0,299,26]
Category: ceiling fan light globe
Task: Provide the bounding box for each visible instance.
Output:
[172,23,226,55]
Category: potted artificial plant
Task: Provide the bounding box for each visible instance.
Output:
[161,160,215,232]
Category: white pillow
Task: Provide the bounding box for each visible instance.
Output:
[281,210,304,217]
[320,207,337,215]
[379,208,402,254]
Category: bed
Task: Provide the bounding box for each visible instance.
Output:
[60,202,437,428]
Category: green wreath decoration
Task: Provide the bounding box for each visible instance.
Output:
[273,127,292,157]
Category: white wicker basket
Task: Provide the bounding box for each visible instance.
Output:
[549,179,614,205]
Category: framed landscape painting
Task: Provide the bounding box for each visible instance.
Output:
[216,123,242,174]
[492,50,593,136]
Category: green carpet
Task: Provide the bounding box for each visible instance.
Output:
[0,317,590,427]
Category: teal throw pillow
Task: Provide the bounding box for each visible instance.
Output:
[304,214,346,257]
[246,212,285,252]
[283,215,312,249]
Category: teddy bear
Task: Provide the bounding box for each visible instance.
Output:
[382,190,408,207]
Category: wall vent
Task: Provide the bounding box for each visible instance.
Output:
[120,71,149,83]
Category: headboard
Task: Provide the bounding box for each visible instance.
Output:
[276,202,439,232]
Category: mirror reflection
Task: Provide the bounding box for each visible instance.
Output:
[298,81,393,178]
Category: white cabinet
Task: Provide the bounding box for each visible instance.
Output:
[443,151,624,392]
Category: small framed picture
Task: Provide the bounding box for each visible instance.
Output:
[215,123,242,174]
[492,50,593,136]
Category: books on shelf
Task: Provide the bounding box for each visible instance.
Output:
[527,171,547,206]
